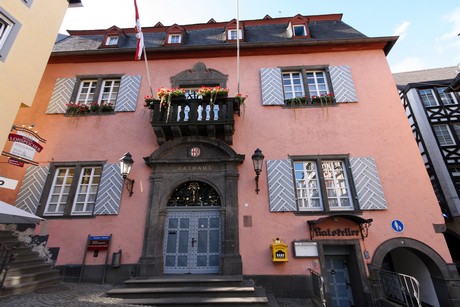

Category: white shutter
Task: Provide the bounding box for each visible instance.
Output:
[260,68,285,106]
[114,75,141,112]
[350,157,387,210]
[46,78,76,114]
[267,160,297,212]
[329,65,357,103]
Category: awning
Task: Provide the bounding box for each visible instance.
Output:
[0,201,44,224]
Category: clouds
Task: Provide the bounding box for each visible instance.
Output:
[393,21,410,40]
[390,57,425,73]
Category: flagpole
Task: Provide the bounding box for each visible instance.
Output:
[142,44,154,97]
[236,0,240,94]
[134,0,154,97]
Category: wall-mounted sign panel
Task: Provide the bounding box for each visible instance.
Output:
[293,241,318,257]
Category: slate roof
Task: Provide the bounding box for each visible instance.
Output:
[393,66,459,90]
[52,15,382,54]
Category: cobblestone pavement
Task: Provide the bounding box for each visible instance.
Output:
[0,282,316,306]
[0,283,136,307]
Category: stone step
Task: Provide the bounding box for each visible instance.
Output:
[6,262,53,275]
[124,275,247,288]
[0,275,63,297]
[3,269,61,287]
[119,296,269,306]
[108,286,257,298]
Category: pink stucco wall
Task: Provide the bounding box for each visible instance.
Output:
[1,48,451,274]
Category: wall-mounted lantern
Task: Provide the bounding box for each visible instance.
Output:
[119,152,135,197]
[251,148,264,194]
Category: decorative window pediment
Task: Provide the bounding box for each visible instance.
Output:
[171,62,228,89]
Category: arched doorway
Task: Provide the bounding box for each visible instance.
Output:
[164,181,221,274]
[370,237,460,306]
[139,136,245,276]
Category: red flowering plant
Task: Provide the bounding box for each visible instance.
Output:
[311,93,335,105]
[197,86,229,104]
[235,93,248,105]
[100,102,114,112]
[65,102,90,116]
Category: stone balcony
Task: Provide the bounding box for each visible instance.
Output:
[150,97,240,145]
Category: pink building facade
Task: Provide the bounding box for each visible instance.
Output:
[1,14,459,306]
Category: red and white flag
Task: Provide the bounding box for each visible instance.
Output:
[134,0,144,60]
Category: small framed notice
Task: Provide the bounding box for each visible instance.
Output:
[293,241,318,257]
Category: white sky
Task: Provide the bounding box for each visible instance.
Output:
[60,0,460,73]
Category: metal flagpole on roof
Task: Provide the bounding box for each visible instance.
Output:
[134,0,154,97]
[236,0,240,94]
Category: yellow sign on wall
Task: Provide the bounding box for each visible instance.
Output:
[270,238,288,262]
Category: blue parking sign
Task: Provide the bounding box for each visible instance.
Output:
[391,219,404,233]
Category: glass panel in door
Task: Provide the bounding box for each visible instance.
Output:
[164,209,220,274]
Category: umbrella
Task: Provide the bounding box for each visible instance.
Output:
[0,201,44,224]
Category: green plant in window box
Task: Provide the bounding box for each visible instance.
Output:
[197,86,229,105]
[157,87,186,122]
[311,93,335,106]
[65,102,90,116]
[89,102,100,113]
[100,102,114,112]
[284,96,307,107]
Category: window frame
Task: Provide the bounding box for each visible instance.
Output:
[105,35,119,46]
[227,29,243,40]
[0,9,20,61]
[281,65,333,102]
[168,33,182,44]
[71,74,122,106]
[292,24,307,36]
[418,86,459,107]
[290,155,359,213]
[433,124,456,146]
[38,161,105,218]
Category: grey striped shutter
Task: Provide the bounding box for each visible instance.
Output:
[15,165,49,214]
[260,68,285,106]
[46,78,77,114]
[266,160,297,212]
[94,164,123,215]
[114,75,141,112]
[329,65,357,103]
[349,157,387,210]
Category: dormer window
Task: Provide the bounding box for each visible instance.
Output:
[225,19,244,42]
[293,25,306,37]
[101,26,126,48]
[105,36,119,46]
[168,34,182,44]
[227,29,242,40]
[288,14,311,39]
[165,24,185,46]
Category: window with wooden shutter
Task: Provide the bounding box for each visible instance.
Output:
[45,75,141,114]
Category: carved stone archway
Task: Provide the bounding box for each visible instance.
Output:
[139,136,244,276]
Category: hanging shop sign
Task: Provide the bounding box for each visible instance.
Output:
[307,214,373,241]
[2,125,46,167]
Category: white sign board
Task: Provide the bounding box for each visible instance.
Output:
[9,131,38,161]
[293,241,318,257]
[0,176,19,190]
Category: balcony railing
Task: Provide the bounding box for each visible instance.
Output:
[150,96,240,145]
